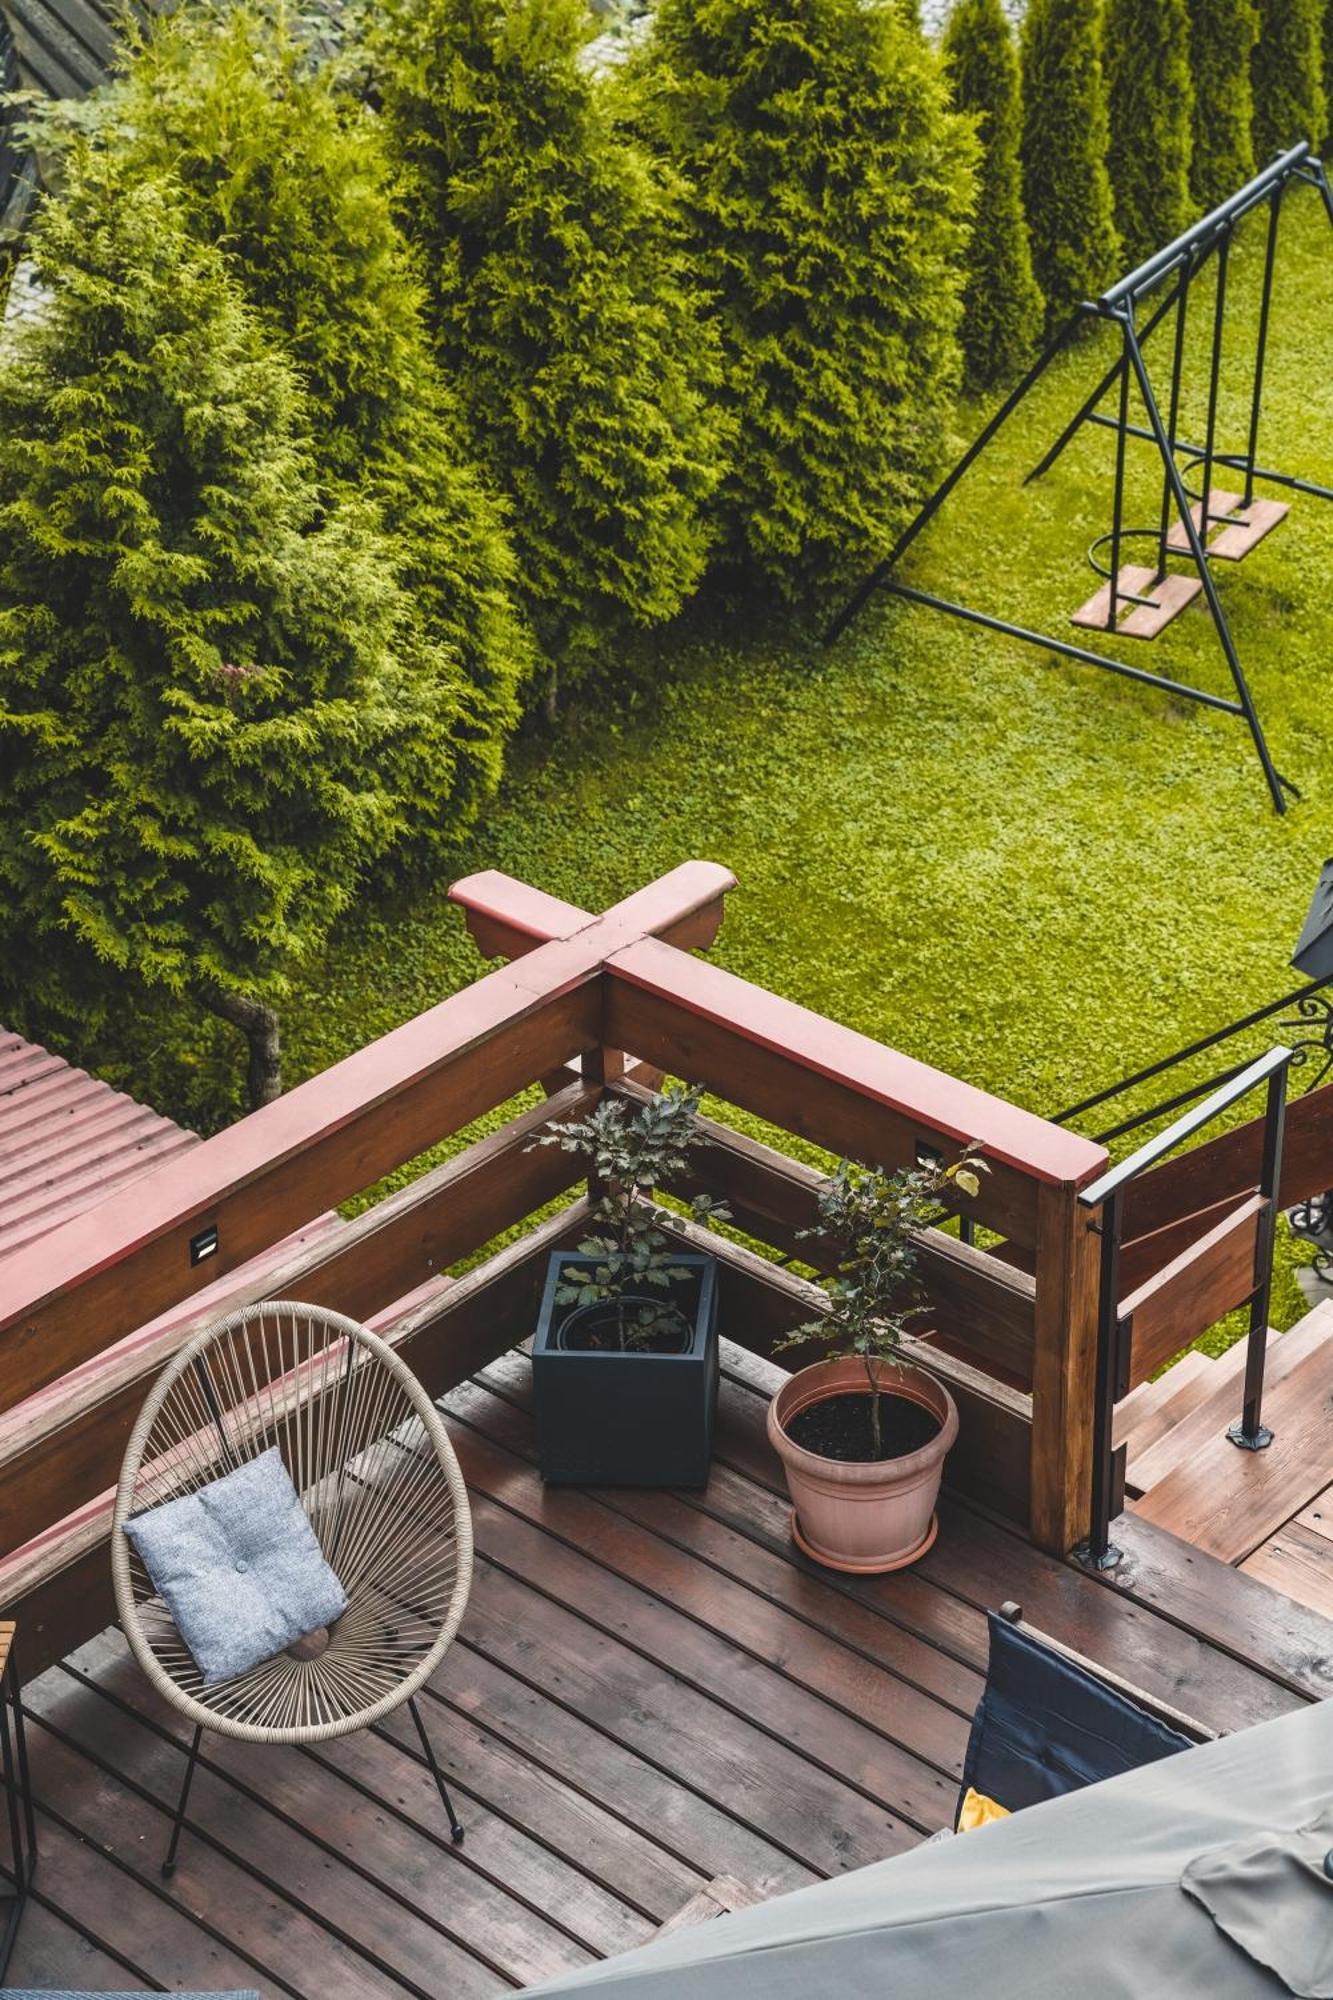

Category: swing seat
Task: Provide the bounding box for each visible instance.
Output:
[1165,488,1289,561]
[1070,564,1203,640]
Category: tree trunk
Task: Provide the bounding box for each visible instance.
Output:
[203,989,282,1110]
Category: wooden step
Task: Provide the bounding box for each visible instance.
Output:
[1127,1302,1333,1496]
[1123,1338,1253,1495]
[1240,1520,1333,1620]
[1089,1512,1333,1705]
[1132,1326,1333,1563]
[1295,1481,1333,1544]
[1114,1349,1214,1460]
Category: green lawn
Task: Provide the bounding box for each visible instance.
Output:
[87,187,1333,1331]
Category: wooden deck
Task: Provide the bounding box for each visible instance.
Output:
[8,861,1333,1995]
[9,1342,1318,1999]
[1117,1299,1333,1616]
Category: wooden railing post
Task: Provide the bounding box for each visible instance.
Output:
[1030,1181,1104,1553]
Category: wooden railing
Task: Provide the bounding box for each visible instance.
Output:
[1,861,1119,1675]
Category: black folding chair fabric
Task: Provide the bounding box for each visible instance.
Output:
[959,1610,1195,1819]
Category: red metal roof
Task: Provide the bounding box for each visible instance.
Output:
[0,1024,199,1260]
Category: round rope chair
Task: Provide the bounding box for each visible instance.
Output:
[112,1301,473,1874]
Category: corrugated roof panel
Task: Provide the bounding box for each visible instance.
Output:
[0,1024,200,1260]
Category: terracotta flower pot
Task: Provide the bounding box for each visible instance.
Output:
[767,1356,959,1573]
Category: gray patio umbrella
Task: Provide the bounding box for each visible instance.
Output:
[1292,859,1333,981]
[530,1698,1333,1999]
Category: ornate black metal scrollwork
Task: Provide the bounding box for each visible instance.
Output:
[1278,994,1333,1285]
[1278,990,1333,1095]
[1288,1188,1333,1288]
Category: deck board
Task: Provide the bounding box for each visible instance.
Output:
[3,1893,147,1992]
[16,1341,1319,1998]
[712,1354,1305,1730]
[450,1400,968,1801]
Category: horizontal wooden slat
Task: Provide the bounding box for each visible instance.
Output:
[658,1211,1033,1527]
[1133,1333,1333,1563]
[0,961,601,1410]
[620,1083,1037,1387]
[1117,1189,1254,1292]
[0,1198,591,1672]
[605,940,1105,1246]
[0,865,743,1408]
[1121,1193,1265,1385]
[5,1538,113,1684]
[1122,1076,1333,1242]
[0,1086,594,1562]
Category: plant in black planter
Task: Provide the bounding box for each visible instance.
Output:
[530,1085,729,1485]
[767,1147,986,1574]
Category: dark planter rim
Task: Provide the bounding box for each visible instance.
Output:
[553,1294,695,1357]
[536,1250,716,1364]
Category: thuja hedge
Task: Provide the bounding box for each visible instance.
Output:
[1021,0,1121,326]
[943,0,1044,389]
[0,0,1004,1106]
[1252,0,1328,158]
[1104,0,1194,267]
[1189,0,1256,208]
[31,6,533,839]
[376,0,728,703]
[0,154,427,1106]
[630,0,976,598]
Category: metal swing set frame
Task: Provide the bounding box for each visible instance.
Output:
[825,141,1333,816]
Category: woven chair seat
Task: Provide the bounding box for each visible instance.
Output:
[112,1301,473,1746]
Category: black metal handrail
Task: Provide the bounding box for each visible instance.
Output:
[1075,1044,1292,1569]
[1052,975,1332,1144]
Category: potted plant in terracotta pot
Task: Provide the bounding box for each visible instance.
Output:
[530,1085,729,1486]
[767,1147,986,1573]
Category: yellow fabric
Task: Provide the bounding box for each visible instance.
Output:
[957,1787,1011,1833]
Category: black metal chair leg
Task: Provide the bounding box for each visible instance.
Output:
[0,1641,35,1984]
[408,1696,464,1843]
[162,1724,203,1877]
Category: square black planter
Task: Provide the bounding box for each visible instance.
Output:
[531,1251,719,1486]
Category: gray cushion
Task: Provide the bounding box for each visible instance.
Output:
[123,1446,347,1685]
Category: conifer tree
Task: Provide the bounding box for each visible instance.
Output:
[1188,0,1256,208]
[634,0,974,597]
[0,153,428,1106]
[943,0,1044,389]
[1251,0,1327,155]
[376,0,727,702]
[1104,0,1195,265]
[30,5,531,833]
[1020,0,1121,327]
